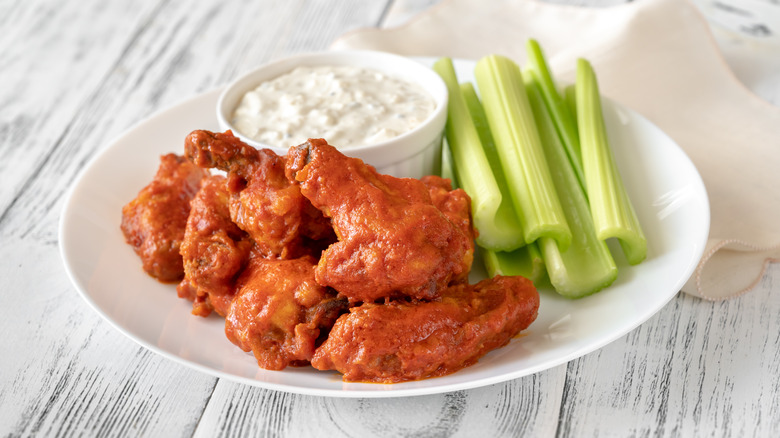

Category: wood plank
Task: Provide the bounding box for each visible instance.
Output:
[0,236,218,436]
[193,368,565,437]
[555,265,780,436]
[0,0,163,222]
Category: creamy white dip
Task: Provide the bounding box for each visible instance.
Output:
[230,65,436,150]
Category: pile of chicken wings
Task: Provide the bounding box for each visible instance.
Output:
[120,130,539,383]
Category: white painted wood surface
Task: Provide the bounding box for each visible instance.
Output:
[2,0,779,436]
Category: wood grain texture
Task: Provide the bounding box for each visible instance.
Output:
[193,369,566,437]
[556,265,780,437]
[2,0,780,436]
[0,236,218,437]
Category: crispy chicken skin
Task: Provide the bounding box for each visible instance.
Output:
[311,275,540,383]
[121,153,208,282]
[184,130,334,259]
[286,139,474,303]
[225,254,348,370]
[177,175,253,317]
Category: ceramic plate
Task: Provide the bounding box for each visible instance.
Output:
[59,59,709,398]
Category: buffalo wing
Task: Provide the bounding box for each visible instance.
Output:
[225,254,348,370]
[121,153,208,282]
[177,175,253,317]
[286,139,474,303]
[311,275,539,383]
[185,130,334,259]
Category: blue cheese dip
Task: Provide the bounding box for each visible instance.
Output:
[230,65,436,150]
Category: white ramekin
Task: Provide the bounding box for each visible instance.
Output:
[216,50,448,179]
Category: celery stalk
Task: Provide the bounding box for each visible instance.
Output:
[564,84,577,126]
[525,73,617,297]
[576,58,647,265]
[474,55,571,250]
[483,243,546,284]
[459,82,494,163]
[525,39,586,195]
[432,57,525,251]
[461,82,547,285]
[459,82,530,246]
[440,140,457,188]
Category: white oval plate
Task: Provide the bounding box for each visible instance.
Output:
[59,59,709,398]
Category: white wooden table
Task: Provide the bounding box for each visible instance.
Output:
[3,0,779,436]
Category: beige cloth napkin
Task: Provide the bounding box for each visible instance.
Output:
[331,0,780,301]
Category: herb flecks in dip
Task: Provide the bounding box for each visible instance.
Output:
[231,66,436,150]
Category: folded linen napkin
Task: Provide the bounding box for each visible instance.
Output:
[331,0,780,301]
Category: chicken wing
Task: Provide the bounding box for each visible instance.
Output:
[285,139,474,303]
[421,175,475,284]
[311,275,539,383]
[177,175,253,317]
[185,130,334,259]
[121,153,208,282]
[225,254,348,370]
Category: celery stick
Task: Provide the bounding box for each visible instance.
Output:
[483,242,546,285]
[525,39,586,195]
[564,84,577,125]
[432,57,525,251]
[463,82,546,285]
[525,73,617,297]
[474,55,571,249]
[459,81,530,243]
[440,140,458,189]
[460,82,493,160]
[576,58,647,265]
